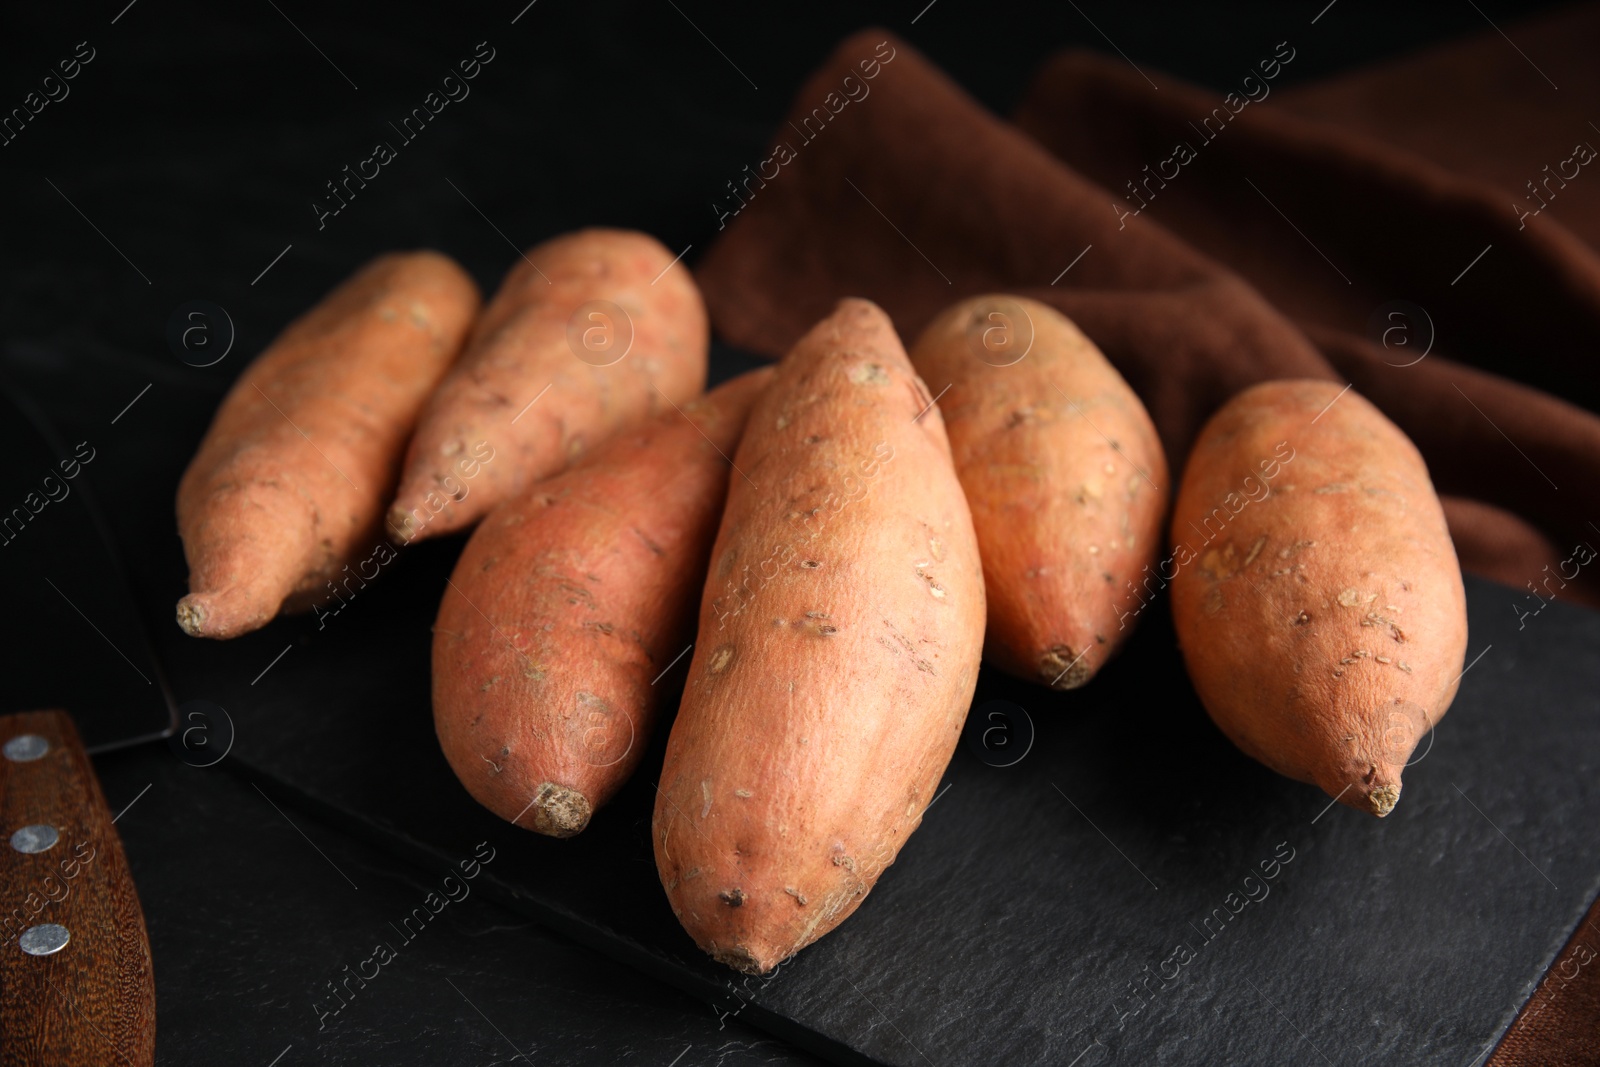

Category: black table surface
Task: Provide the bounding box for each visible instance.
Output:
[98,740,828,1066]
[0,2,1586,1063]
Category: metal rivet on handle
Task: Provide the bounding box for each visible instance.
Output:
[3,735,48,762]
[9,825,59,854]
[18,924,69,956]
[2,735,48,762]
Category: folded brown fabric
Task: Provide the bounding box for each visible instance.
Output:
[1013,41,1600,610]
[1283,6,1600,251]
[695,14,1600,1061]
[697,26,1600,610]
[698,32,1334,460]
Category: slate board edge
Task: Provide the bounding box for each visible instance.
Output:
[1483,865,1600,1063]
[226,761,883,1067]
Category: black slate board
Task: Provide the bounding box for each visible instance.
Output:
[46,341,1596,1067]
[94,730,826,1065]
[10,336,1600,1065]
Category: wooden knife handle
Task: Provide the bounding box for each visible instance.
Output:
[0,710,154,1067]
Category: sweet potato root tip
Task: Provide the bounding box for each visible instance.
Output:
[523,782,592,838]
[174,596,207,637]
[1368,782,1401,817]
[1040,644,1090,690]
[710,942,769,976]
[175,592,266,640]
[386,505,419,545]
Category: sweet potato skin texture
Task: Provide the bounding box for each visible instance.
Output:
[433,368,774,837]
[176,251,480,639]
[909,295,1167,688]
[653,299,985,974]
[1170,380,1467,817]
[390,228,708,542]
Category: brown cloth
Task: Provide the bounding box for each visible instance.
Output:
[697,25,1600,611]
[694,10,1600,1063]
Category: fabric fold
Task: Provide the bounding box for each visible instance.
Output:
[697,25,1600,607]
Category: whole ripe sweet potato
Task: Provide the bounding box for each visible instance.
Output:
[433,368,774,837]
[909,295,1167,688]
[176,251,479,639]
[1170,379,1467,817]
[653,299,985,974]
[389,228,708,543]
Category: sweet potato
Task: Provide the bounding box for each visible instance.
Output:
[653,299,985,973]
[388,228,708,542]
[176,251,479,639]
[432,368,774,837]
[1169,379,1467,817]
[909,295,1167,688]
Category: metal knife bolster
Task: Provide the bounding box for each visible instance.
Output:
[0,710,154,1067]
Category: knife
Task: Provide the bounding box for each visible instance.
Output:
[0,381,174,1065]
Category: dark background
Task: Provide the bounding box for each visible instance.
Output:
[0,0,1578,360]
[0,1,1580,1063]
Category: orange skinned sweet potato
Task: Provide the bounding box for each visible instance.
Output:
[653,299,985,974]
[909,295,1167,689]
[389,228,708,543]
[176,251,479,639]
[433,367,774,837]
[1170,379,1468,817]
